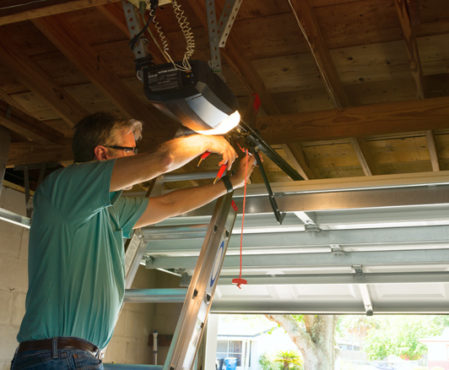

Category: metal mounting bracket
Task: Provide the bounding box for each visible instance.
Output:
[206,0,243,73]
[122,0,147,61]
[330,244,344,254]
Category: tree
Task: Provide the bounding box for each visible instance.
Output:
[266,315,335,370]
[363,316,445,360]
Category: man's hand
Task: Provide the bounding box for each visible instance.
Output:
[230,154,257,189]
[135,152,257,227]
[203,136,237,170]
[111,134,238,192]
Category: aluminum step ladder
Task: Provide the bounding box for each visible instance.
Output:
[122,193,236,369]
[163,193,237,369]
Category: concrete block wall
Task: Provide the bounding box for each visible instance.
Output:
[149,273,183,363]
[0,187,29,370]
[105,268,159,364]
[105,269,183,365]
[0,186,182,368]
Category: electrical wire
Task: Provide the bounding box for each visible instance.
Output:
[149,7,178,66]
[147,0,195,71]
[144,18,171,63]
[171,0,194,70]
[129,14,152,52]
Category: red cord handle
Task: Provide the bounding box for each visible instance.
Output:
[232,149,249,289]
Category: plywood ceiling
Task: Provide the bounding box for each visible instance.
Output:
[0,0,448,185]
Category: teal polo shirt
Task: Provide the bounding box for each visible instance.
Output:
[17,160,149,349]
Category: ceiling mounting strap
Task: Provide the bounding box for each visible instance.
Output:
[217,0,243,47]
[206,0,243,73]
[122,0,147,61]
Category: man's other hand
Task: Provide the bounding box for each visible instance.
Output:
[203,136,237,170]
[231,155,256,189]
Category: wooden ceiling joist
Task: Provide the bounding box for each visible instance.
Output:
[0,86,29,114]
[0,0,120,26]
[350,137,372,176]
[394,0,424,99]
[186,2,280,115]
[425,130,440,172]
[223,38,280,115]
[257,96,449,144]
[0,30,88,127]
[32,15,175,143]
[282,144,315,180]
[98,3,166,64]
[7,141,72,167]
[288,0,349,108]
[0,100,64,144]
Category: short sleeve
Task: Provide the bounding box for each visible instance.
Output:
[36,160,116,223]
[112,196,149,238]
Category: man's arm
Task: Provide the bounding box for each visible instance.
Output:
[110,135,237,192]
[133,156,256,228]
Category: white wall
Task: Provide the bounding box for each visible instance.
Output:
[0,186,181,368]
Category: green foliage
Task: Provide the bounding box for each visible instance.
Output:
[275,351,303,369]
[259,351,303,370]
[259,353,281,370]
[337,315,449,361]
[291,314,304,323]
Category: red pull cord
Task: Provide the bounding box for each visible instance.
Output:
[232,149,249,289]
[233,93,259,288]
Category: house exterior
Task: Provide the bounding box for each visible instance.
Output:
[420,328,449,370]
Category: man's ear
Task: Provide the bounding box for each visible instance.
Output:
[94,145,109,161]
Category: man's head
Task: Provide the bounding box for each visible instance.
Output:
[72,112,142,162]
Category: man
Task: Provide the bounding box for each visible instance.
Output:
[11,112,255,369]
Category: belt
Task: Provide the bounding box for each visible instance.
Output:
[18,337,100,357]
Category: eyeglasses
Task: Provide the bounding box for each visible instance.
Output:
[104,145,138,154]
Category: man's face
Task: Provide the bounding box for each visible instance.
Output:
[95,130,138,161]
[94,130,138,191]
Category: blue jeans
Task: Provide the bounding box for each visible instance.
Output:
[11,345,104,369]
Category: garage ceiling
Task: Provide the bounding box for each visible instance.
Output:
[1,0,449,313]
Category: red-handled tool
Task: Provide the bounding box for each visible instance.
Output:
[197,151,211,167]
[213,164,227,184]
[197,151,228,184]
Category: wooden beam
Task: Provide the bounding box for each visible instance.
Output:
[0,86,26,111]
[350,137,372,176]
[394,0,424,99]
[257,96,449,144]
[0,127,10,193]
[425,130,440,172]
[32,15,176,144]
[282,144,314,180]
[186,2,280,115]
[0,100,64,144]
[0,29,88,128]
[0,0,121,26]
[288,0,349,108]
[223,37,280,115]
[7,141,73,167]
[97,3,166,64]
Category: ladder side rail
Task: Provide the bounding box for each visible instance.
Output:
[164,193,236,369]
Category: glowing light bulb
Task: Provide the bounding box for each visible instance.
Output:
[196,111,240,135]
